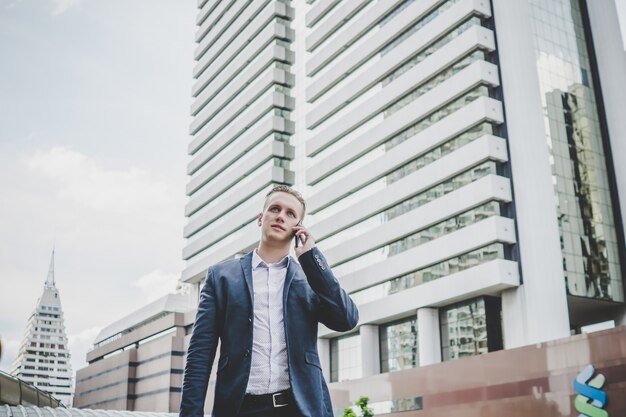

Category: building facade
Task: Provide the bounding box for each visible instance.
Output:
[179,0,626,414]
[12,251,73,406]
[73,295,193,412]
[181,0,296,285]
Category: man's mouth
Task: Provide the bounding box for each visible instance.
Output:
[271,225,286,231]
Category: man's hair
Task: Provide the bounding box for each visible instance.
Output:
[264,185,306,218]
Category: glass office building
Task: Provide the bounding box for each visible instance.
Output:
[528,0,622,302]
[180,0,626,414]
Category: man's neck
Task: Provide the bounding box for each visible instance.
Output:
[256,241,290,264]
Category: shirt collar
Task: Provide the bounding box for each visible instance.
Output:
[252,249,290,269]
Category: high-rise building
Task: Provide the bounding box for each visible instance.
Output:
[181,0,296,285]
[181,0,626,414]
[12,251,73,406]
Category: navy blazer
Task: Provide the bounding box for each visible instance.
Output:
[180,247,359,417]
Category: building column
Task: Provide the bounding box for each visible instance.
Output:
[586,0,626,313]
[491,0,571,347]
[417,308,441,366]
[360,325,380,377]
[317,338,330,380]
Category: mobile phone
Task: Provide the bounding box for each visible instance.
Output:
[294,220,303,248]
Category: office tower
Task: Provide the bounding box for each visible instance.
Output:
[12,251,73,406]
[182,0,626,414]
[181,0,296,287]
[73,294,192,412]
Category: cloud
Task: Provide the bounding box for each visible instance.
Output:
[0,338,20,373]
[131,269,180,304]
[50,0,81,15]
[0,144,186,374]
[0,0,194,377]
[2,0,23,10]
[26,146,174,218]
[617,0,626,49]
[67,326,101,373]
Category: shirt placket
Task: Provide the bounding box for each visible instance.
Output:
[266,265,274,392]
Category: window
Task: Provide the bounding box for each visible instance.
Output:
[350,243,505,305]
[380,317,418,373]
[439,296,503,361]
[330,333,361,382]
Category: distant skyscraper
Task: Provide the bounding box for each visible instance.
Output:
[12,251,73,406]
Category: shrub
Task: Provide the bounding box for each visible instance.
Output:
[342,396,374,417]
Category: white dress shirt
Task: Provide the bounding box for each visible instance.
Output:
[245,250,291,394]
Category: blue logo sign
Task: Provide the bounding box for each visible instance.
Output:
[573,364,608,417]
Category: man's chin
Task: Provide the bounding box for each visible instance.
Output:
[269,237,294,248]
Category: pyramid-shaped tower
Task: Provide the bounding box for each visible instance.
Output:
[12,250,73,406]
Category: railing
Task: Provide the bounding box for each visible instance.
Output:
[0,370,64,408]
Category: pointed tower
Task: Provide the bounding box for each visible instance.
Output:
[12,250,74,406]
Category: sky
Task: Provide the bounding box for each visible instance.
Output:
[0,0,625,386]
[0,0,195,375]
[616,0,626,48]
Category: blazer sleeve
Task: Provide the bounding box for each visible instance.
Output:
[298,246,359,332]
[180,267,219,417]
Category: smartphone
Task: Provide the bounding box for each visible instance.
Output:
[294,220,303,248]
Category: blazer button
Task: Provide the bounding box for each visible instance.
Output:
[245,349,250,357]
[248,317,252,323]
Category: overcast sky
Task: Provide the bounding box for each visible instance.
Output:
[0,0,195,375]
[612,0,626,50]
[0,0,625,382]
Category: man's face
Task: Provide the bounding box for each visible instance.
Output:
[258,192,304,244]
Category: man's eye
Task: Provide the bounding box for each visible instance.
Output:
[270,207,279,212]
[288,212,295,217]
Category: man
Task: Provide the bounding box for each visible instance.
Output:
[180,185,359,417]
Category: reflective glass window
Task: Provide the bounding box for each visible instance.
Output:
[329,332,361,382]
[331,162,498,276]
[528,0,622,301]
[350,243,505,305]
[440,296,503,361]
[380,317,418,373]
[318,123,494,248]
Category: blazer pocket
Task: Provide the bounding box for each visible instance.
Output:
[217,355,229,372]
[304,350,322,370]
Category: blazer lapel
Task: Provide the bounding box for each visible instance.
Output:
[240,251,254,305]
[282,257,296,309]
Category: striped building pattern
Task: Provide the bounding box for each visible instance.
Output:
[177,0,626,414]
[181,0,626,381]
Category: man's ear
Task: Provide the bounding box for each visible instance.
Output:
[257,213,262,226]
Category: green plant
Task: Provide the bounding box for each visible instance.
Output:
[342,407,357,417]
[356,396,374,417]
[342,396,374,417]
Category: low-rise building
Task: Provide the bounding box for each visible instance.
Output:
[73,294,194,412]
